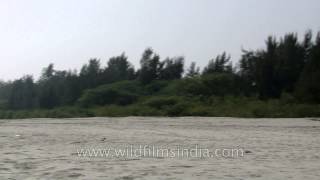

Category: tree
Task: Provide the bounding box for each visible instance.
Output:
[295,32,320,103]
[8,76,36,109]
[203,52,232,75]
[40,63,54,81]
[275,33,305,93]
[302,30,313,60]
[62,70,82,105]
[159,56,184,80]
[256,36,280,99]
[186,62,200,78]
[138,48,161,84]
[80,59,102,88]
[0,29,319,112]
[0,81,12,108]
[239,49,260,96]
[38,64,60,108]
[102,53,135,83]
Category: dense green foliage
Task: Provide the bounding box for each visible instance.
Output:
[0,31,319,118]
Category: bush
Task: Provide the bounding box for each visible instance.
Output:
[165,102,189,116]
[92,104,165,117]
[201,73,238,96]
[78,81,143,107]
[145,81,170,94]
[143,96,181,109]
[176,77,207,96]
[163,74,239,97]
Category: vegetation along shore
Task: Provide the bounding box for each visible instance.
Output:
[1,31,319,118]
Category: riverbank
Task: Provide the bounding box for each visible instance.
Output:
[1,117,320,179]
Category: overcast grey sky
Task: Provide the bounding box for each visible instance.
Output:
[0,0,319,80]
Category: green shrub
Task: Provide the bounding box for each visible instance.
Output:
[78,81,142,107]
[201,73,238,96]
[165,102,189,116]
[143,96,181,109]
[145,81,170,94]
[92,104,165,117]
[176,77,207,96]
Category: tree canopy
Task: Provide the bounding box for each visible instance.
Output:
[0,30,319,110]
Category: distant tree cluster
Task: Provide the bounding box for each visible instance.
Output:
[0,30,319,110]
[239,31,320,102]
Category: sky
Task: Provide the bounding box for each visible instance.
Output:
[0,0,319,81]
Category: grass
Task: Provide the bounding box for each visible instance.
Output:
[0,96,319,119]
[0,107,94,119]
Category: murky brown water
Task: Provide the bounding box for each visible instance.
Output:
[0,117,320,179]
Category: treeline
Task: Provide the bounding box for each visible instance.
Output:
[0,30,319,114]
